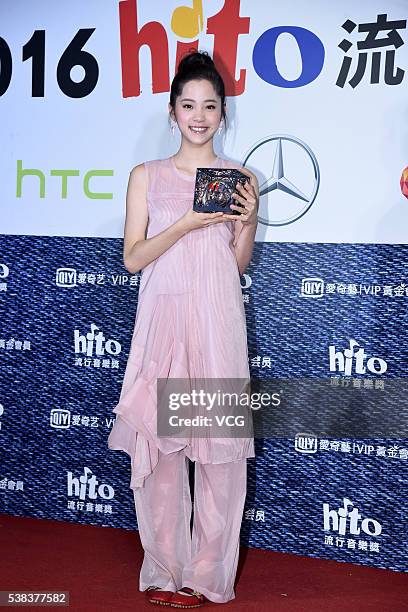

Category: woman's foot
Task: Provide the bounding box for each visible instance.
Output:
[169,587,207,608]
[145,586,174,606]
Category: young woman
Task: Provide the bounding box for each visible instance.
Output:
[108,49,259,608]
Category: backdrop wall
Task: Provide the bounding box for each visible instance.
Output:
[1,0,407,573]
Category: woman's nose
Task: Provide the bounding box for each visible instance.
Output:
[193,110,205,121]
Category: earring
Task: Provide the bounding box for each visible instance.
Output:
[217,120,224,135]
[170,120,176,136]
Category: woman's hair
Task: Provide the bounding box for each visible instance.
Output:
[169,49,227,127]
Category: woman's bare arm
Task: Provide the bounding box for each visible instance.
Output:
[123,163,226,274]
[234,221,258,276]
[232,169,259,276]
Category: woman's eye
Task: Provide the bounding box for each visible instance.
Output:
[182,104,216,110]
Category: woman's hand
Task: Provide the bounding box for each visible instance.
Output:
[222,167,259,226]
[176,167,259,234]
[177,209,227,234]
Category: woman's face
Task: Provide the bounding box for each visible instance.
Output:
[170,79,224,146]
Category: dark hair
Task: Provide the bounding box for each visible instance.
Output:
[169,49,227,128]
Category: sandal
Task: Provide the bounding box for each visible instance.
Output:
[169,587,207,608]
[145,585,174,606]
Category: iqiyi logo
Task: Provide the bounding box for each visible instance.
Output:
[329,339,387,375]
[74,324,121,356]
[301,277,324,298]
[56,268,77,288]
[16,160,113,199]
[323,498,382,537]
[241,273,252,290]
[67,467,114,500]
[0,264,10,280]
[50,408,71,429]
[295,433,318,454]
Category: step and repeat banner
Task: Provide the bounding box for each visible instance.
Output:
[1,0,408,574]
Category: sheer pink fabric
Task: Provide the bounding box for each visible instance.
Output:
[134,448,247,603]
[107,156,255,488]
[107,155,255,603]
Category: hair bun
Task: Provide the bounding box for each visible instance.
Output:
[177,50,215,74]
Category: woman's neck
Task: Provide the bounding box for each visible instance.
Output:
[173,144,218,168]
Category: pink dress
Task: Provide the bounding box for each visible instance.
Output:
[107,155,255,488]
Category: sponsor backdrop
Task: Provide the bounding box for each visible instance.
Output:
[1,0,408,574]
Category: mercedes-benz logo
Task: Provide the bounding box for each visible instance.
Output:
[242,135,320,226]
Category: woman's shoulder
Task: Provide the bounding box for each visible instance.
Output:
[130,158,167,173]
[129,158,170,188]
[128,158,172,194]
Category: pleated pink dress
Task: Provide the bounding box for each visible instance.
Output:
[107,155,255,489]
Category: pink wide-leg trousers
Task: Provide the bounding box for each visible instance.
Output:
[133,448,248,604]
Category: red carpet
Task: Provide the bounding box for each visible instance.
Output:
[1,513,407,611]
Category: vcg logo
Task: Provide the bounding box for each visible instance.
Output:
[301,277,324,298]
[74,323,121,357]
[323,498,382,537]
[295,433,318,453]
[329,339,387,375]
[50,409,71,429]
[67,467,114,500]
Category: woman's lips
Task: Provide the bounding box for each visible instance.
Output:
[189,126,208,133]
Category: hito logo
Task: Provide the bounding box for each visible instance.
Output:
[50,409,71,429]
[67,467,114,500]
[74,324,121,356]
[301,277,324,298]
[295,433,318,453]
[329,339,387,375]
[323,498,382,537]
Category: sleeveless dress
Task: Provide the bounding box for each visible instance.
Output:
[107,155,255,489]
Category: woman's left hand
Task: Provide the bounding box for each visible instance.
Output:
[223,167,259,226]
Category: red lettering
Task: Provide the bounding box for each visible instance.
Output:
[119,0,169,97]
[207,0,250,96]
[119,0,249,98]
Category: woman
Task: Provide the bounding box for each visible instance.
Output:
[108,49,259,608]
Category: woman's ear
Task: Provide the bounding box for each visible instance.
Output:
[168,103,175,122]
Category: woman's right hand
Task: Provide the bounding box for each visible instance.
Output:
[177,209,230,233]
